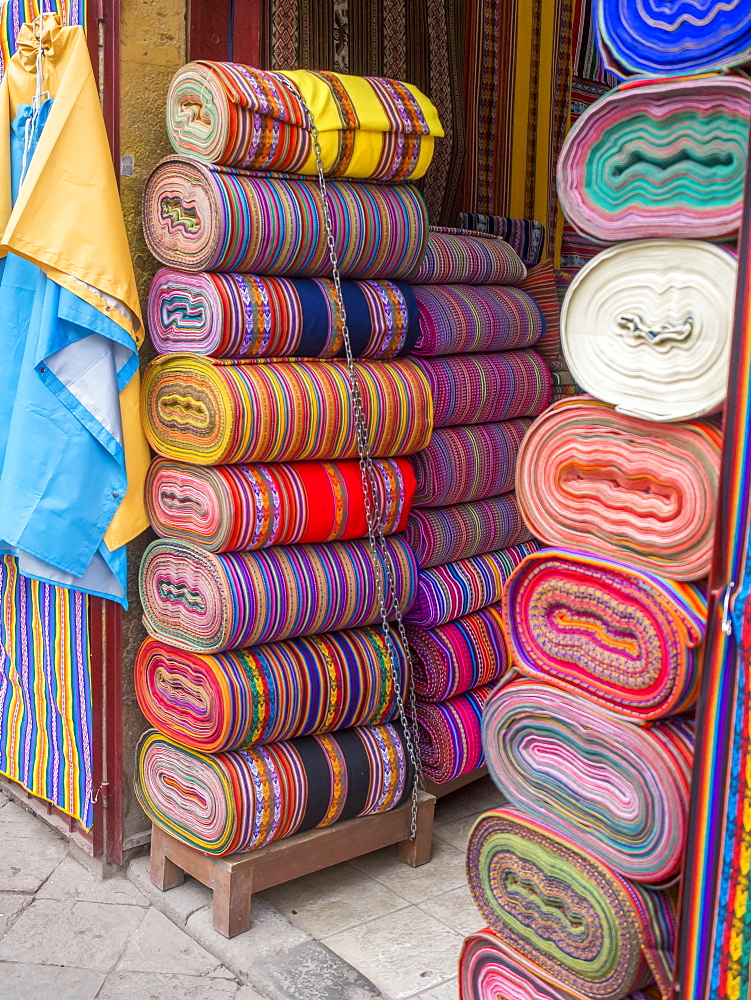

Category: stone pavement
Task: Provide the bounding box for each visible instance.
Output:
[0,778,504,1000]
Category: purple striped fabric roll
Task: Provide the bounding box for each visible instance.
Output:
[417,684,492,784]
[405,493,531,568]
[411,420,531,508]
[413,285,543,356]
[408,228,527,285]
[415,352,551,427]
[404,541,539,628]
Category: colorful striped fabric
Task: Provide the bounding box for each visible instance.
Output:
[459,930,662,1000]
[415,352,551,427]
[0,1,86,78]
[143,158,429,277]
[456,214,546,267]
[558,76,751,242]
[518,261,566,369]
[416,684,491,784]
[407,603,509,702]
[483,678,694,884]
[516,398,722,581]
[147,269,420,360]
[136,722,412,856]
[141,355,433,466]
[139,534,418,653]
[0,556,92,829]
[561,241,737,422]
[503,548,706,722]
[466,808,677,1000]
[597,0,751,77]
[145,456,415,552]
[405,493,531,568]
[411,420,531,508]
[134,626,406,752]
[413,285,543,357]
[166,63,442,179]
[403,541,538,629]
[407,228,527,285]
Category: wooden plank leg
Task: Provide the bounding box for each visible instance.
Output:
[397,791,435,868]
[150,824,186,891]
[212,864,254,938]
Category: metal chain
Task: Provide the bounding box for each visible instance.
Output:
[275,74,423,837]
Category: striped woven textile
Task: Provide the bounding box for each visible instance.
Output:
[467,808,677,1000]
[413,285,543,357]
[145,456,415,552]
[456,214,546,268]
[136,722,412,856]
[140,535,418,654]
[166,63,442,178]
[407,228,527,285]
[134,626,406,753]
[483,678,694,884]
[143,158,429,277]
[412,420,531,508]
[147,269,420,360]
[407,603,509,702]
[519,261,565,369]
[561,241,737,422]
[141,355,433,466]
[416,684,491,784]
[415,352,551,427]
[0,556,92,829]
[459,930,662,1000]
[598,0,751,77]
[558,76,751,243]
[516,398,722,581]
[0,1,86,79]
[503,548,706,721]
[405,493,531,569]
[404,541,538,629]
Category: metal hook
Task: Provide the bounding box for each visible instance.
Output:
[721,581,735,636]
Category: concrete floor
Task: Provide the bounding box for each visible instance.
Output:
[0,777,504,1000]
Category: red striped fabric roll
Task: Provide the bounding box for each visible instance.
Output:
[408,228,527,285]
[417,684,491,784]
[146,457,415,552]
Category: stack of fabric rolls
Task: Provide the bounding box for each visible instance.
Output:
[401,226,550,786]
[133,61,446,856]
[459,27,747,1000]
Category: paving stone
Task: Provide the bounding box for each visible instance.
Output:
[432,813,482,853]
[0,898,145,971]
[0,892,32,938]
[0,959,105,999]
[0,798,61,839]
[128,855,212,927]
[0,830,67,894]
[97,970,239,1000]
[432,779,504,828]
[236,986,267,1000]
[248,939,381,1000]
[349,837,467,904]
[420,884,481,937]
[117,907,228,977]
[413,978,458,1000]
[37,856,148,907]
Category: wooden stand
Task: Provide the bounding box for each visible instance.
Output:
[150,790,436,938]
[423,765,489,799]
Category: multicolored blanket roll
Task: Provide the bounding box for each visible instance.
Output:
[416,684,490,784]
[166,63,443,178]
[136,723,412,855]
[405,493,531,568]
[466,808,676,1000]
[404,541,538,629]
[519,261,565,369]
[415,351,551,427]
[459,930,662,1000]
[557,76,751,242]
[134,627,406,752]
[457,213,546,267]
[412,420,531,508]
[561,240,737,422]
[147,269,420,359]
[407,228,527,285]
[139,534,418,653]
[413,285,543,356]
[597,0,751,77]
[141,355,433,466]
[503,548,706,721]
[145,456,415,552]
[143,158,429,276]
[407,603,509,701]
[516,398,722,580]
[483,678,694,883]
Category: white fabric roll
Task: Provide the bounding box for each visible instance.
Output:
[561,240,737,422]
